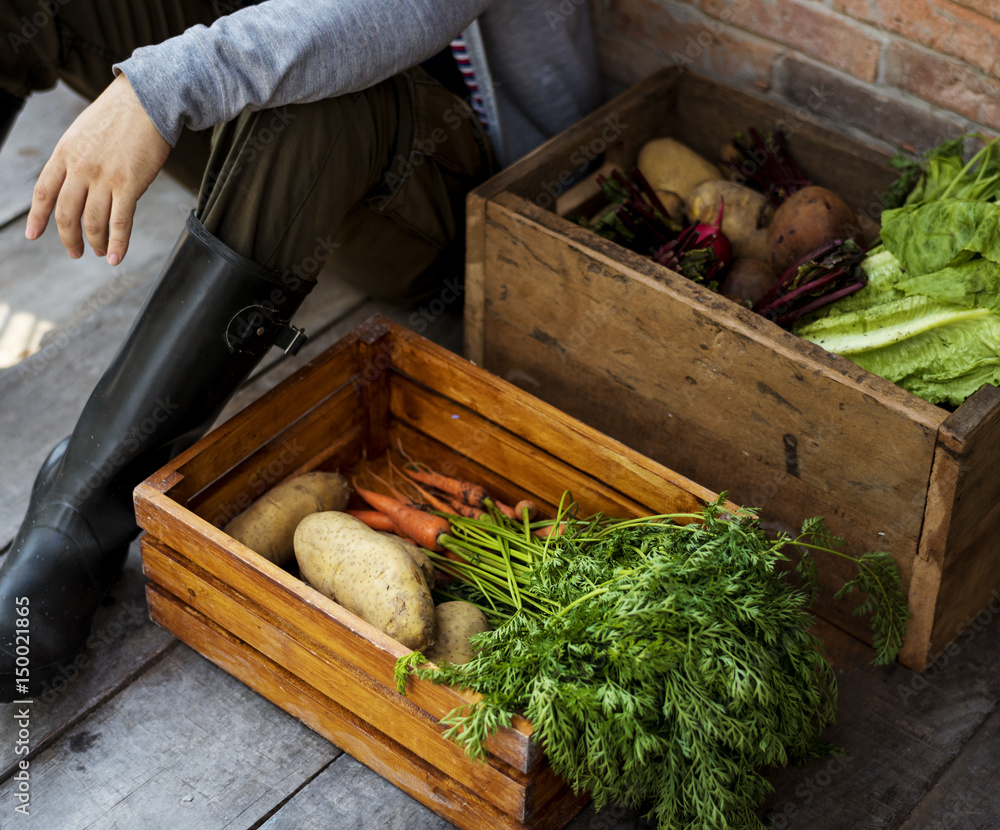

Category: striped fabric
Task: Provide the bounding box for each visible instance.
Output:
[449,33,490,131]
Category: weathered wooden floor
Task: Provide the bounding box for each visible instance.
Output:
[1,85,998,830]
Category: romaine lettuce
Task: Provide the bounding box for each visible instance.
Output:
[794,250,1000,406]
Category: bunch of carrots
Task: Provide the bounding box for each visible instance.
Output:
[345,454,560,553]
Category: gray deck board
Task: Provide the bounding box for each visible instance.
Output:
[0,645,340,830]
[259,754,454,830]
[0,81,998,830]
[0,84,88,229]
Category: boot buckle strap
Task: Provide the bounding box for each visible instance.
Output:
[274,324,308,356]
[226,305,308,355]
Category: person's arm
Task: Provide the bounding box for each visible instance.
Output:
[26,0,489,265]
[117,0,490,147]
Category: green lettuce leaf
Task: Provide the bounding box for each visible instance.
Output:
[794,253,1000,406]
[888,133,1000,208]
[881,199,1000,276]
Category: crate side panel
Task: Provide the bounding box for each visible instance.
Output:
[479,198,941,544]
[134,489,537,773]
[917,386,1000,658]
[163,340,361,504]
[141,538,542,821]
[481,312,918,647]
[929,504,1000,658]
[926,385,1000,563]
[187,390,363,527]
[389,326,717,516]
[390,375,660,519]
[145,586,589,830]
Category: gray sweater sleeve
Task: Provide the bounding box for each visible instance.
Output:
[114,0,490,147]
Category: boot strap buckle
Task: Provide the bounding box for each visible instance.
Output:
[274,324,308,356]
[226,305,307,355]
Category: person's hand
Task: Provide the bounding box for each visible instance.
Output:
[25,72,170,265]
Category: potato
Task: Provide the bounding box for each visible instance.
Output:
[294,511,436,650]
[224,471,350,566]
[686,180,774,261]
[637,137,722,203]
[767,186,859,277]
[380,532,435,589]
[424,601,492,665]
[653,189,686,223]
[718,258,778,305]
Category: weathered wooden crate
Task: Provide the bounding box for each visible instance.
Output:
[464,66,1000,673]
[133,315,720,830]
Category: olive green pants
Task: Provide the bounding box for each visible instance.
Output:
[0,0,495,301]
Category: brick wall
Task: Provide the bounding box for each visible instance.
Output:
[587,0,1000,154]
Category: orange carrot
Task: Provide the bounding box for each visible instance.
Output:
[348,509,401,534]
[514,499,539,521]
[448,498,488,520]
[406,481,454,515]
[404,465,488,508]
[534,522,567,539]
[493,500,518,521]
[355,487,449,550]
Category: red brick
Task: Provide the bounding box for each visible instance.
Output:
[833,0,1000,76]
[699,0,883,82]
[950,0,1000,24]
[777,55,967,154]
[608,0,778,91]
[883,40,1000,131]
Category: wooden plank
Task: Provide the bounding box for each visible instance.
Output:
[390,324,718,516]
[186,389,362,528]
[158,333,361,506]
[905,385,1000,665]
[897,699,1000,829]
[0,543,175,780]
[762,615,1000,829]
[926,384,1000,558]
[0,635,339,829]
[927,517,1000,661]
[357,317,393,459]
[464,187,489,365]
[140,537,555,823]
[390,374,668,519]
[146,586,590,830]
[134,483,539,773]
[479,193,943,541]
[259,753,455,830]
[0,83,89,226]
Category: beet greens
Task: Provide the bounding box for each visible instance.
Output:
[722,128,813,207]
[753,239,869,327]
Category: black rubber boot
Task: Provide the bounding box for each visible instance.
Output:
[0,213,314,702]
[0,92,24,151]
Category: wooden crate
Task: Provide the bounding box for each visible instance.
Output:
[133,315,721,830]
[464,66,1000,673]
